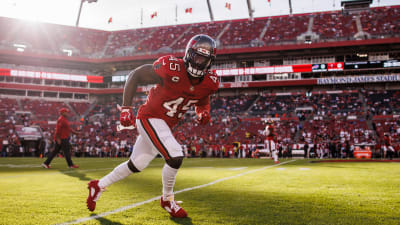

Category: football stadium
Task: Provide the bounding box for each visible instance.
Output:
[0,0,399,224]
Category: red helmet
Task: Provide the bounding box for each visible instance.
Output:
[183,34,217,78]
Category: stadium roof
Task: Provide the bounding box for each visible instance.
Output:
[0,0,398,31]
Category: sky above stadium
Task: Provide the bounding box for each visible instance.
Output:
[0,0,398,31]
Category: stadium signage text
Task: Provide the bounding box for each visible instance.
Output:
[317,74,400,85]
[0,68,103,83]
[214,64,313,76]
[214,62,345,76]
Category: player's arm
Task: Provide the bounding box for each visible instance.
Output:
[195,96,210,115]
[195,96,211,125]
[120,64,162,127]
[54,120,62,144]
[122,64,162,106]
[71,128,80,135]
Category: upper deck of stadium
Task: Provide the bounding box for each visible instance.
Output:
[0,5,398,62]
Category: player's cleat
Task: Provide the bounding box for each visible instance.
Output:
[86,180,105,211]
[41,163,51,169]
[274,161,280,164]
[160,196,187,218]
[69,164,79,169]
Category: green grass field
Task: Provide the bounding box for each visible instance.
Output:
[1,157,399,225]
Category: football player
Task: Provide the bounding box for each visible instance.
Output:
[251,120,279,163]
[86,34,218,218]
[265,120,279,163]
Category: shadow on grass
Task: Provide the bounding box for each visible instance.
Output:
[170,216,193,225]
[90,213,123,225]
[60,169,92,181]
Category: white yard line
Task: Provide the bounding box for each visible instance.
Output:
[228,167,248,171]
[57,159,297,225]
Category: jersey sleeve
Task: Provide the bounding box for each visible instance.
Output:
[205,71,219,94]
[152,55,176,80]
[55,119,62,138]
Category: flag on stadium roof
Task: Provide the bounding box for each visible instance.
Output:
[185,8,192,14]
[225,2,231,10]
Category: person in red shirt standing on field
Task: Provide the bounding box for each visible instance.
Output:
[383,133,395,160]
[265,120,279,164]
[86,34,218,218]
[41,108,80,169]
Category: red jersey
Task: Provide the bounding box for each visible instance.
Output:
[137,55,219,128]
[265,124,275,141]
[384,135,391,146]
[54,115,71,140]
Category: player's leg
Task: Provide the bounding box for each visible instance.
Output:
[383,146,387,159]
[42,141,62,168]
[138,118,187,218]
[266,140,272,159]
[87,133,158,211]
[271,140,279,163]
[388,146,394,159]
[61,140,76,168]
[99,135,158,188]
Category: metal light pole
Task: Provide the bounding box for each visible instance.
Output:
[76,0,98,27]
[206,0,214,21]
[288,0,293,14]
[246,0,254,20]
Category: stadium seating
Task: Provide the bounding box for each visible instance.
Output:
[365,90,400,115]
[105,28,153,56]
[1,89,399,158]
[70,102,91,116]
[220,18,267,46]
[137,25,188,52]
[0,17,108,57]
[359,6,399,37]
[20,98,72,121]
[170,22,226,50]
[312,12,357,39]
[251,94,304,117]
[263,15,309,43]
[211,95,258,116]
[0,6,398,58]
[0,97,19,141]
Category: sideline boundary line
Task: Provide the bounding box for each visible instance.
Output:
[0,159,220,179]
[57,159,297,225]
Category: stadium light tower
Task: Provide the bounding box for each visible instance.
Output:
[206,0,214,21]
[246,0,254,20]
[76,0,98,27]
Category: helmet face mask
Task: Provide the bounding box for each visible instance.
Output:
[184,34,216,78]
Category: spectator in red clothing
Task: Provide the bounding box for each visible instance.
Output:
[42,108,80,169]
[383,133,395,160]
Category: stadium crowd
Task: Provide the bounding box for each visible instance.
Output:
[0,6,398,58]
[1,89,399,159]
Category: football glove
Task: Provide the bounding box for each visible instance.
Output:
[197,111,210,125]
[120,106,135,127]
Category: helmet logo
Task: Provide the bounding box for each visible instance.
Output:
[172,76,180,82]
[189,39,197,47]
[197,48,210,56]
